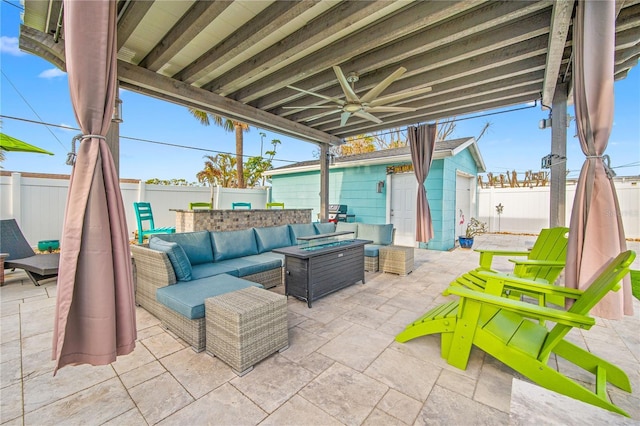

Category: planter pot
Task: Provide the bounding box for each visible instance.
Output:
[458,236,474,249]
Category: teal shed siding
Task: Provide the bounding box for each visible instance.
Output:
[271,146,479,251]
[427,149,478,250]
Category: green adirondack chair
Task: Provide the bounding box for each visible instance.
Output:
[453,227,570,307]
[397,250,636,417]
[475,226,569,283]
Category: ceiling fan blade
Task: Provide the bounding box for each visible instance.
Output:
[287,85,345,105]
[360,66,407,104]
[369,85,432,107]
[353,110,383,124]
[340,111,352,127]
[282,105,339,109]
[305,109,342,122]
[367,106,417,112]
[333,66,360,103]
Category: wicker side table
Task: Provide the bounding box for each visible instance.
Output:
[205,286,288,376]
[379,245,414,276]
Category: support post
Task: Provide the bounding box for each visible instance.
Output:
[319,143,329,222]
[550,83,568,228]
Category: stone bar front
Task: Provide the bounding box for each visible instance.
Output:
[172,209,313,233]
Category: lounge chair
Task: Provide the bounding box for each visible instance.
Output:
[474,226,569,283]
[0,219,59,286]
[396,250,636,417]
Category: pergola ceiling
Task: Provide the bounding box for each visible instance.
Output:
[19,0,640,146]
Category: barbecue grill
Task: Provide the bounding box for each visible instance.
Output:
[328,204,354,223]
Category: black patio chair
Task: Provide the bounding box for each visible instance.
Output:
[0,219,59,286]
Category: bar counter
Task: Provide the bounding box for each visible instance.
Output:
[172,208,313,233]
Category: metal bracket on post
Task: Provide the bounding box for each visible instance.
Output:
[541,154,566,169]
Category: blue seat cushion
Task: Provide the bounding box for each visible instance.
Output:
[156,275,263,320]
[288,223,317,242]
[149,238,192,281]
[214,258,282,277]
[151,231,213,265]
[314,222,336,234]
[211,229,258,261]
[336,222,358,237]
[357,224,394,245]
[190,262,238,280]
[254,225,292,253]
[364,244,383,257]
[242,252,285,266]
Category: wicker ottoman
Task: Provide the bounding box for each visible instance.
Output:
[379,245,414,276]
[205,287,288,376]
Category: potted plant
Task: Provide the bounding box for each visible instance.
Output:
[459,217,487,249]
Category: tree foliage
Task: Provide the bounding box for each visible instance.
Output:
[195,154,237,188]
[188,108,250,188]
[144,178,197,186]
[244,139,281,187]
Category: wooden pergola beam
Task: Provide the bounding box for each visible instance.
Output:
[116,0,154,51]
[541,0,574,109]
[117,61,342,145]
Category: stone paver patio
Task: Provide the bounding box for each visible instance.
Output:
[1,234,639,425]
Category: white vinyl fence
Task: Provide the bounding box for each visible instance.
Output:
[477,180,639,238]
[2,172,638,246]
[1,172,269,245]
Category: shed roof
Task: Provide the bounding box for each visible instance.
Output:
[266,137,485,176]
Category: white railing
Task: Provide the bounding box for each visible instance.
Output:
[1,172,268,245]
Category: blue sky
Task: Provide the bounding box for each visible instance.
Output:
[1,1,638,181]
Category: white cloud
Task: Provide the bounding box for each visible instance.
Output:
[39,68,67,79]
[0,36,25,56]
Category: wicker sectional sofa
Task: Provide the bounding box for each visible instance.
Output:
[130,222,336,351]
[335,222,395,272]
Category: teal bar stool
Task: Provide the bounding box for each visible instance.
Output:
[232,202,251,209]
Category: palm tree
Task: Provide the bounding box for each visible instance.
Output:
[189,108,250,188]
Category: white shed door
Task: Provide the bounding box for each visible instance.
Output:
[390,173,417,246]
[455,173,473,240]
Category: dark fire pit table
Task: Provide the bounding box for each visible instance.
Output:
[273,232,372,308]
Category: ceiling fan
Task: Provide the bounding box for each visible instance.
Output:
[285,65,431,127]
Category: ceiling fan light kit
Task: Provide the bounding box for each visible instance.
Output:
[285,65,431,127]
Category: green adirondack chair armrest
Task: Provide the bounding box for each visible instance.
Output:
[447,287,595,329]
[474,249,530,269]
[475,270,584,300]
[508,259,565,267]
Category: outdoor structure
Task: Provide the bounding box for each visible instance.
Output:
[14,0,640,371]
[265,138,485,251]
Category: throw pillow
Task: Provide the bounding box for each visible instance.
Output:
[149,237,193,281]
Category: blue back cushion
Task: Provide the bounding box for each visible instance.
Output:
[149,238,192,281]
[336,222,358,237]
[314,222,336,234]
[151,231,213,265]
[357,224,394,245]
[254,225,292,253]
[211,229,258,261]
[288,223,317,242]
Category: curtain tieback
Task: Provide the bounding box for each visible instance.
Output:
[585,154,616,179]
[66,133,107,166]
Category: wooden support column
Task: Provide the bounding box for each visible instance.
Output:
[550,83,568,228]
[319,143,329,222]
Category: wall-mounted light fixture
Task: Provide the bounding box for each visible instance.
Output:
[327,152,335,166]
[112,98,123,123]
[376,180,385,193]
